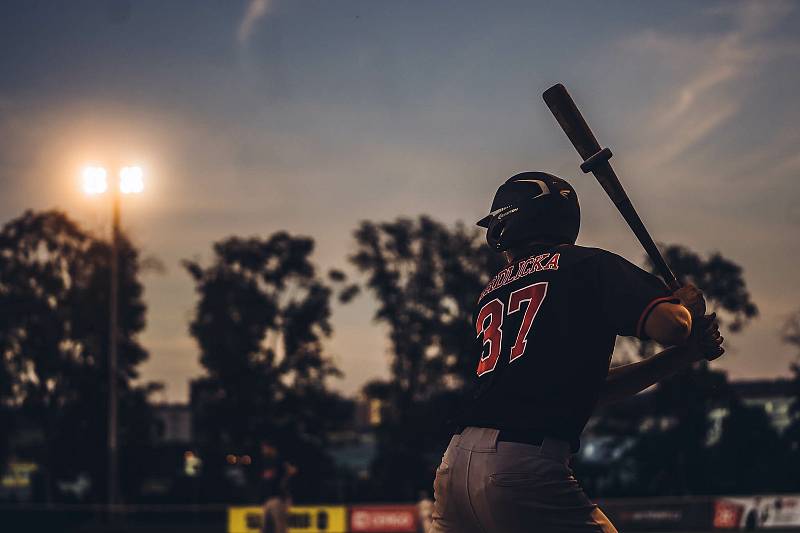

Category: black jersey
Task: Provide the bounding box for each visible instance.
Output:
[457,243,677,450]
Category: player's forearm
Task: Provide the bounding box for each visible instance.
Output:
[597,346,694,407]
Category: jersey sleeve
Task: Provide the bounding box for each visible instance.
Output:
[593,252,678,339]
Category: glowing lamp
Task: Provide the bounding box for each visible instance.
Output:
[119,166,144,194]
[82,166,108,195]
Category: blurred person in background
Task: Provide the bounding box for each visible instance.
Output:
[417,490,434,533]
[258,439,297,533]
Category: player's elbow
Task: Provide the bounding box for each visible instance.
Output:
[666,311,692,345]
[643,303,692,345]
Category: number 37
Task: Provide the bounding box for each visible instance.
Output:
[475,282,548,376]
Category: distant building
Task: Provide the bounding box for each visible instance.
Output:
[353,393,385,430]
[732,379,795,432]
[581,378,796,461]
[153,403,192,444]
[705,379,795,445]
[328,392,384,482]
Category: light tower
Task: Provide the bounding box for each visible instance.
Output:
[81,164,145,511]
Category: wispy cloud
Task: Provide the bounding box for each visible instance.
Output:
[622,1,797,169]
[237,0,271,47]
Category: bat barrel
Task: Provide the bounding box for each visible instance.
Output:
[543,84,602,160]
[543,83,682,292]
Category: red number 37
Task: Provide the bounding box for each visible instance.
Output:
[475,282,548,376]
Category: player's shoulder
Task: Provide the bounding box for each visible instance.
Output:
[553,244,610,265]
[562,245,633,264]
[554,245,643,273]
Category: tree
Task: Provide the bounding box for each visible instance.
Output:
[783,310,800,419]
[349,216,503,499]
[625,364,732,495]
[709,395,787,494]
[351,217,502,402]
[184,232,353,502]
[650,245,758,332]
[618,245,759,362]
[781,310,800,490]
[618,244,760,495]
[0,209,157,503]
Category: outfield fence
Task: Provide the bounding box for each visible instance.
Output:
[2,494,799,532]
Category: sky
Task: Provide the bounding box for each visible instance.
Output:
[1,0,798,402]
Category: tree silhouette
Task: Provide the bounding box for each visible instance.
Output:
[709,395,787,494]
[349,216,503,499]
[351,217,502,401]
[649,245,758,332]
[617,244,761,495]
[0,209,157,503]
[781,309,800,490]
[350,223,771,498]
[625,364,732,495]
[184,232,352,502]
[783,310,800,419]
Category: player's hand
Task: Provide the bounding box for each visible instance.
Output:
[688,312,724,362]
[673,283,706,319]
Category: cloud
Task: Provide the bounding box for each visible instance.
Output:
[237,0,271,47]
[621,1,797,169]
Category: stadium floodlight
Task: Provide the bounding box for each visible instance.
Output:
[82,166,108,195]
[119,166,144,194]
[79,161,148,511]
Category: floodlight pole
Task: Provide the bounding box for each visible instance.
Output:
[108,184,121,513]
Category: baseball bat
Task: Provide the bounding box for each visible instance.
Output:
[542,83,681,291]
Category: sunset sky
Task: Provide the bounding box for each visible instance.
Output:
[1,1,798,401]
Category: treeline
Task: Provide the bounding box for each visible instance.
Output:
[0,209,798,504]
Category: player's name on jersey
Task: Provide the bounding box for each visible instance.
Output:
[479,253,561,302]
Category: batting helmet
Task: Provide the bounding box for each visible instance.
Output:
[476,172,580,252]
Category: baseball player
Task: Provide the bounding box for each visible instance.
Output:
[431,172,724,533]
[258,439,297,533]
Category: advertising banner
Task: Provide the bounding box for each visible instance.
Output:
[349,505,418,532]
[714,495,800,530]
[228,505,347,533]
[228,506,265,533]
[599,498,715,531]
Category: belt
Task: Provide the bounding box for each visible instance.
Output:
[497,429,545,447]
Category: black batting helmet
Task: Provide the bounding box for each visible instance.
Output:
[477,172,580,252]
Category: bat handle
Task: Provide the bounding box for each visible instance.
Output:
[654,253,681,292]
